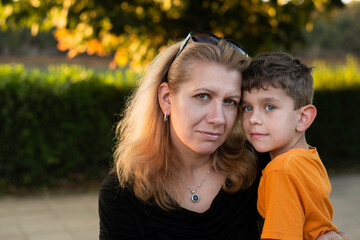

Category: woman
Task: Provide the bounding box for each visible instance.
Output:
[99,31,348,240]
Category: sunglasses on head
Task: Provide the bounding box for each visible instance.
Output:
[163,30,248,82]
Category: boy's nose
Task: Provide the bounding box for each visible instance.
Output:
[249,110,262,125]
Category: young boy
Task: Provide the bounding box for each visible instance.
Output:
[241,52,338,240]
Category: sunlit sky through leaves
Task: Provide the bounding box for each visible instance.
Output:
[342,0,360,3]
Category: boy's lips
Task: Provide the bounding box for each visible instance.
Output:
[250,132,268,139]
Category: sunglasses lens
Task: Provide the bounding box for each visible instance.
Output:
[226,39,248,56]
[192,32,247,57]
[163,31,248,82]
[230,44,247,56]
[192,32,219,45]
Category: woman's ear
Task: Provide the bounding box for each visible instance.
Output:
[296,104,317,132]
[158,82,171,115]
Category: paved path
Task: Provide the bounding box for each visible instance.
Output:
[329,174,360,239]
[0,192,98,240]
[0,174,359,240]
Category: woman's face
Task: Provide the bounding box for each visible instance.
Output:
[169,61,241,158]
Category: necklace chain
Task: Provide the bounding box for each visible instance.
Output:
[181,163,213,203]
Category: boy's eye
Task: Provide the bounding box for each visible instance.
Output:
[243,106,252,112]
[265,105,276,111]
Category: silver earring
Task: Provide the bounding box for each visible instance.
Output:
[164,110,168,122]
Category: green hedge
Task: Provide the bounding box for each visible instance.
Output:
[308,90,360,171]
[309,55,360,172]
[0,64,136,192]
[0,62,359,192]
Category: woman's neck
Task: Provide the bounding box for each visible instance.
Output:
[180,153,212,175]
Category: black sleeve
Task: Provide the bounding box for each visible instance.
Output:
[98,172,140,240]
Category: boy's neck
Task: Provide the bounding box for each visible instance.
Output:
[269,135,309,160]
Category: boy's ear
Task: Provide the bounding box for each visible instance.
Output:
[158,82,171,115]
[296,104,317,132]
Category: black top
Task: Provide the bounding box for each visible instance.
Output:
[98,169,264,240]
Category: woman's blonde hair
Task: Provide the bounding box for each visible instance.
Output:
[113,37,257,210]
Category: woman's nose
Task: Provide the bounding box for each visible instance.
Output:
[208,102,226,125]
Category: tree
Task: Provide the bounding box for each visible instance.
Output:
[0,0,344,70]
[300,2,360,58]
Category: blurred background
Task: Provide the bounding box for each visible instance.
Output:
[0,0,359,239]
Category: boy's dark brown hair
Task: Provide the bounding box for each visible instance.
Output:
[242,52,314,109]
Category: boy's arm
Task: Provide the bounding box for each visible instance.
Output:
[259,170,339,239]
[258,170,305,239]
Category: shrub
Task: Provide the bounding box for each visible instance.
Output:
[306,55,360,171]
[308,90,360,171]
[1,59,360,192]
[0,64,136,191]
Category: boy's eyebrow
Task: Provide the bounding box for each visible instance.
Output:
[240,96,281,105]
[261,97,282,103]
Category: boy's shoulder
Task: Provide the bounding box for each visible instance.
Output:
[263,147,320,175]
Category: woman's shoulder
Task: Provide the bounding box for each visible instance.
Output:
[99,171,132,202]
[100,171,119,192]
[99,172,146,239]
[100,171,119,188]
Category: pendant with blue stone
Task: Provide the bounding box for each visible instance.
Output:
[181,164,213,204]
[191,194,199,203]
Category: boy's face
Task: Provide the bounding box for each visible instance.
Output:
[241,86,302,159]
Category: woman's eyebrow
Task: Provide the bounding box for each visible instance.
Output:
[194,88,241,99]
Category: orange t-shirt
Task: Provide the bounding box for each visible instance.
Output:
[257,147,338,240]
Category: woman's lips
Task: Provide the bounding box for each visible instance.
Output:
[199,131,221,140]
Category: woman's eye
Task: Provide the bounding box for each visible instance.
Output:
[224,99,238,106]
[243,106,252,112]
[265,105,276,111]
[197,93,209,100]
